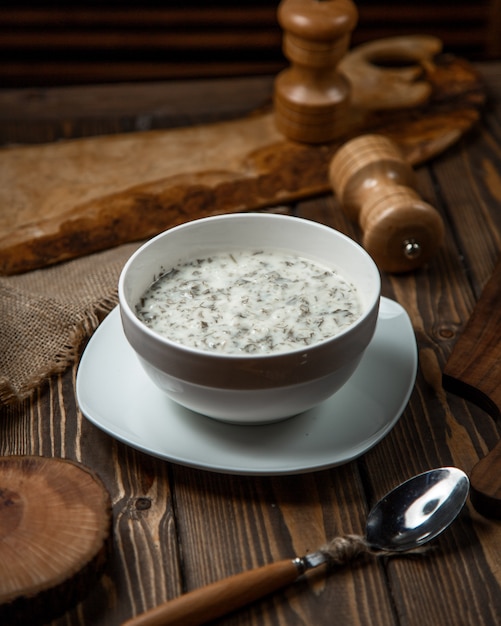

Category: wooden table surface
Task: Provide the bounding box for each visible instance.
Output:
[1,64,501,626]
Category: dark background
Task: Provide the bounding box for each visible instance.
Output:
[2,1,500,88]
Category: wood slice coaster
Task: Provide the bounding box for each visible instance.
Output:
[0,36,486,275]
[0,456,112,625]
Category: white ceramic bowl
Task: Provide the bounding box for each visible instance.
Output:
[119,213,381,424]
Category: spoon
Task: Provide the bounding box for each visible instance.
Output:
[123,467,469,626]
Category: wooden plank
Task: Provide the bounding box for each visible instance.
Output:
[167,464,397,625]
[0,30,281,51]
[0,7,278,27]
[0,76,275,129]
[0,60,285,87]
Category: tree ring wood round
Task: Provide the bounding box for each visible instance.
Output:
[0,455,112,625]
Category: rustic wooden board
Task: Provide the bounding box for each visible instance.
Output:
[0,37,485,275]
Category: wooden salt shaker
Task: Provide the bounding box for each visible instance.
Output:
[274,0,358,143]
[330,134,444,273]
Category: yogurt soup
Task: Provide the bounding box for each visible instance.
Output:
[135,249,362,355]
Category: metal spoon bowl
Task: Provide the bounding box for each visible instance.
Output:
[366,466,470,551]
[123,467,470,626]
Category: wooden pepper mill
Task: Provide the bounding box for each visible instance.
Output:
[274,0,358,143]
[330,134,445,273]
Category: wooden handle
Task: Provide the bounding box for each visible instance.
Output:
[330,134,444,272]
[122,559,302,626]
[470,441,501,518]
[273,0,358,143]
[443,255,501,517]
[338,35,441,112]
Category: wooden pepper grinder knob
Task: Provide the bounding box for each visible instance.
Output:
[274,0,358,144]
[330,134,445,273]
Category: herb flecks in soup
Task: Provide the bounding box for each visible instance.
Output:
[136,250,362,354]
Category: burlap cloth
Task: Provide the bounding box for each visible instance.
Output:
[0,242,142,405]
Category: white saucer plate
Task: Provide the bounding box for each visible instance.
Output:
[76,297,417,475]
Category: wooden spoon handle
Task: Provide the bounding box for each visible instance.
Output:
[122,559,302,626]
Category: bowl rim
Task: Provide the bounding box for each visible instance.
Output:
[118,213,381,361]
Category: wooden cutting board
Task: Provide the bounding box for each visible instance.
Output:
[0,36,485,275]
[443,256,501,518]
